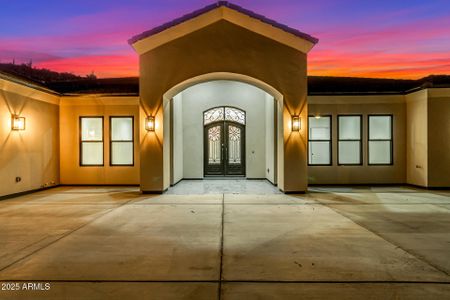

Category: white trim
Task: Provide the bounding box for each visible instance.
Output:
[163,72,283,102]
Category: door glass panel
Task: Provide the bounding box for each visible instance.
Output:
[204,107,224,125]
[225,107,245,124]
[228,125,241,164]
[208,125,221,164]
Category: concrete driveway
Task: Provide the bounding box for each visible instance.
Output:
[0,185,449,299]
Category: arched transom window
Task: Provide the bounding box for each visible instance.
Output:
[203,106,246,125]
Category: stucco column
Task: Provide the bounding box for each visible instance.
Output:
[135,20,315,193]
[139,95,166,193]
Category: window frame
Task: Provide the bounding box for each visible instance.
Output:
[79,116,104,167]
[337,114,363,166]
[368,114,393,166]
[307,115,332,166]
[109,116,135,167]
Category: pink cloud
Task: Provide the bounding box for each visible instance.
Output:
[315,14,450,52]
[35,54,138,78]
[2,1,448,79]
[309,49,450,79]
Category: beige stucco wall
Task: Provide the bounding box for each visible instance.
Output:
[0,77,60,197]
[138,20,309,192]
[427,88,450,187]
[59,96,140,185]
[405,89,428,187]
[308,95,406,184]
[2,68,448,195]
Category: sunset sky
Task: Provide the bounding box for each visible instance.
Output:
[1,0,449,79]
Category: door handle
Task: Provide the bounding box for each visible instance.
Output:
[221,144,227,162]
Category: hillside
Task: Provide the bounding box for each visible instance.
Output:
[0,63,85,84]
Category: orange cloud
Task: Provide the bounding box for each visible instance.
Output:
[309,50,450,79]
[35,54,139,78]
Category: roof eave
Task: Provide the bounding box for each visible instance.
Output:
[129,1,318,55]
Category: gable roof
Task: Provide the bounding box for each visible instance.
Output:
[129,1,318,54]
[129,1,318,45]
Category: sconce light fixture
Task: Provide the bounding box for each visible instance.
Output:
[145,116,155,131]
[11,115,25,131]
[315,115,321,119]
[292,116,300,132]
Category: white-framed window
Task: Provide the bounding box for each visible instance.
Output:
[110,116,134,166]
[80,117,104,166]
[368,115,393,165]
[308,116,331,165]
[338,115,362,165]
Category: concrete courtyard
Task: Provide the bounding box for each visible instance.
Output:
[0,182,449,299]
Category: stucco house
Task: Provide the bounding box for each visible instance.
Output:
[1,1,449,198]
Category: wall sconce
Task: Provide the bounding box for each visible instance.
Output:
[292,116,300,131]
[11,115,26,131]
[145,116,155,131]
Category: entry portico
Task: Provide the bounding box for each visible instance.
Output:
[129,1,318,193]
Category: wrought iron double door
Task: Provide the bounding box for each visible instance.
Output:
[204,121,245,176]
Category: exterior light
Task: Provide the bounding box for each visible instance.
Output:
[12,115,25,131]
[315,115,321,119]
[292,116,300,131]
[145,116,155,131]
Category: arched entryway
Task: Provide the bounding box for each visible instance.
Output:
[130,2,317,193]
[163,73,282,189]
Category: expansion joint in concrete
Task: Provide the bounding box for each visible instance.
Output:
[321,201,450,278]
[0,198,135,275]
[217,193,225,300]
